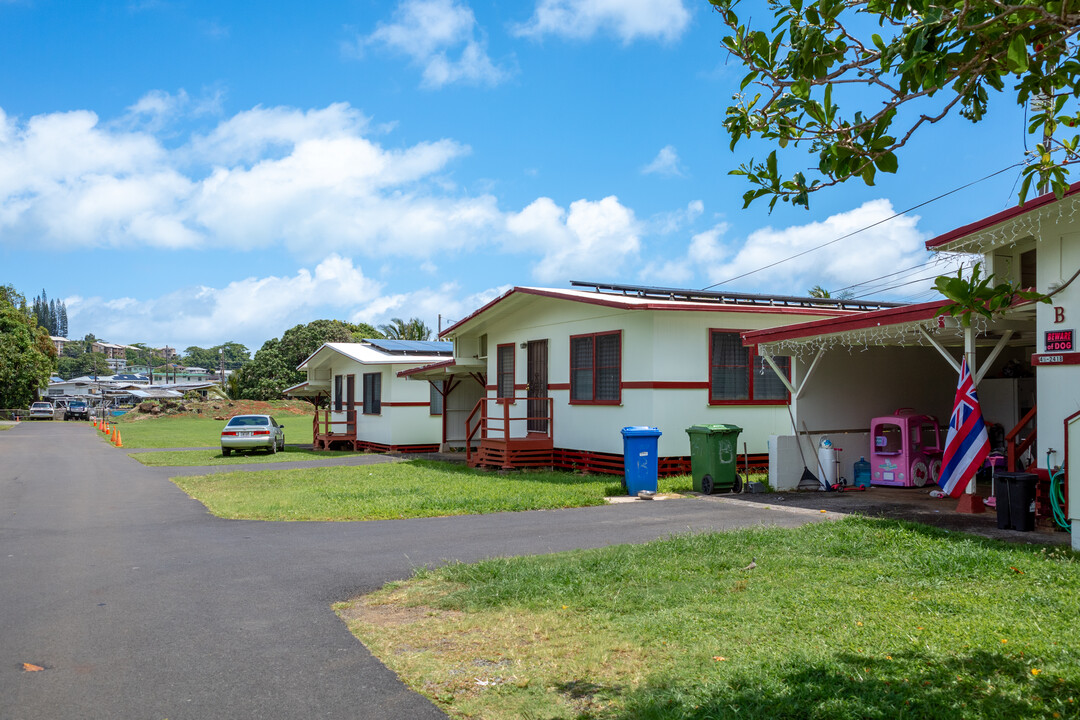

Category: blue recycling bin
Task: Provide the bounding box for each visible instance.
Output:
[621,426,662,495]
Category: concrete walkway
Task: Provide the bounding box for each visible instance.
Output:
[3,422,833,719]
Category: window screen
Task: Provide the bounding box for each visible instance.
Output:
[334,374,343,412]
[497,345,515,399]
[570,332,620,403]
[430,382,444,415]
[570,335,594,402]
[711,331,790,403]
[710,332,749,401]
[362,372,381,415]
[595,334,620,401]
[753,355,790,400]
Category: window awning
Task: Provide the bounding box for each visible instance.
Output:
[397,357,486,381]
[282,380,330,398]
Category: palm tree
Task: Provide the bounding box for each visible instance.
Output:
[378,317,433,341]
[808,285,831,298]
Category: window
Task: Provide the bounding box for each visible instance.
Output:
[497,344,515,400]
[570,331,621,404]
[430,381,444,415]
[709,330,790,404]
[363,372,381,415]
[334,374,343,412]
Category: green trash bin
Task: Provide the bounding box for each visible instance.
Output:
[685,424,743,494]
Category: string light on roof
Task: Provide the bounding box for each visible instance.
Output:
[944,195,1080,256]
[761,315,989,360]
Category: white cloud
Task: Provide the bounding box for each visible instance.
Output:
[65,255,384,350]
[0,100,503,257]
[648,198,702,235]
[64,256,511,349]
[506,195,640,283]
[642,200,934,298]
[355,282,511,335]
[514,0,691,43]
[641,144,684,177]
[361,0,510,88]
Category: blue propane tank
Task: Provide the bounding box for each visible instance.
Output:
[854,457,871,488]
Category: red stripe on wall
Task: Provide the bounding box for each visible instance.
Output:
[621,381,709,390]
[547,382,570,391]
[381,402,431,407]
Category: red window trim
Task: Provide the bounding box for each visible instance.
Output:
[569,330,622,406]
[496,343,516,404]
[708,328,790,406]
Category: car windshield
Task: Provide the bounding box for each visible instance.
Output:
[71,402,86,408]
[226,416,269,427]
[32,403,50,409]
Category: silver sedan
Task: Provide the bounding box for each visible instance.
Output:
[220,415,285,456]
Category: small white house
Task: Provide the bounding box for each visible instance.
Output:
[285,339,454,453]
[744,182,1080,547]
[407,283,891,473]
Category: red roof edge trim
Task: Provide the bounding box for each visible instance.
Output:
[397,358,457,377]
[742,300,949,346]
[439,287,861,338]
[926,181,1080,250]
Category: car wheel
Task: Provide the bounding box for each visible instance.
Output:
[278,436,285,451]
[222,447,231,457]
[268,440,277,454]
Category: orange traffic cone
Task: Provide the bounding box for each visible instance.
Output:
[115,430,123,448]
[92,418,97,428]
[110,425,117,445]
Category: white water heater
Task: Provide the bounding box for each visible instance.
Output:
[818,437,837,487]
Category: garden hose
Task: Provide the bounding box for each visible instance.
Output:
[1050,468,1070,533]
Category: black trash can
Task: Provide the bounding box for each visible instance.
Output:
[995,471,1037,532]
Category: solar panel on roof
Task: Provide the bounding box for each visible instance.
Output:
[364,338,453,355]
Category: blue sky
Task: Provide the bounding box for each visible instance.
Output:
[1,0,1033,353]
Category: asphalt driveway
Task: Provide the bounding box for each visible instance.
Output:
[2,422,832,719]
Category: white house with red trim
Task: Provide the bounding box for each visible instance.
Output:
[744,184,1079,547]
[403,283,891,474]
[284,340,453,453]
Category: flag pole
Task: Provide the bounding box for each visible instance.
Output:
[956,325,986,513]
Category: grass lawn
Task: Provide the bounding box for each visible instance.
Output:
[338,518,1080,720]
[109,414,314,448]
[129,446,357,466]
[170,460,695,521]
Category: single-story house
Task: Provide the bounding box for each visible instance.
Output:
[405,282,898,473]
[743,182,1079,548]
[284,339,454,453]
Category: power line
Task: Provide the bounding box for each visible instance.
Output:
[849,262,974,299]
[830,254,953,294]
[841,256,959,298]
[702,162,1023,291]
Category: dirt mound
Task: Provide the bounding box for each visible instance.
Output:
[120,398,314,422]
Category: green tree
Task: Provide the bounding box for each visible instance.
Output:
[378,317,433,341]
[183,342,252,371]
[713,0,1080,210]
[234,320,381,400]
[0,286,56,407]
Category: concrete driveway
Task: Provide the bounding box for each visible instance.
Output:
[1,422,832,719]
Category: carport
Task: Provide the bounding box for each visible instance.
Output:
[743,299,1038,500]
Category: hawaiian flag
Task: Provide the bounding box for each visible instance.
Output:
[938,357,991,497]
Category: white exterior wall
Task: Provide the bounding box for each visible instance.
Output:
[1032,229,1080,547]
[444,376,485,448]
[466,298,837,456]
[796,346,958,432]
[326,361,442,446]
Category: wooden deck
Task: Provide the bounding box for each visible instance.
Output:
[310,409,438,454]
[469,434,554,470]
